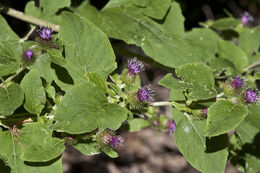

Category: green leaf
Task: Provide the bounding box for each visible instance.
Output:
[128,118,149,132]
[209,58,236,76]
[103,149,118,158]
[76,2,216,68]
[211,17,240,30]
[32,54,53,83]
[206,100,248,137]
[47,49,66,67]
[0,15,19,42]
[18,123,65,162]
[0,83,24,116]
[132,0,170,19]
[160,64,216,101]
[174,114,228,173]
[20,69,46,115]
[0,130,62,173]
[59,12,117,83]
[238,27,260,65]
[230,105,260,173]
[25,0,71,24]
[84,72,107,92]
[73,140,100,156]
[184,28,220,60]
[218,40,248,73]
[53,82,127,134]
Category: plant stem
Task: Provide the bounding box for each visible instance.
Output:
[243,60,260,73]
[19,26,36,43]
[0,67,24,87]
[1,7,59,31]
[151,101,172,106]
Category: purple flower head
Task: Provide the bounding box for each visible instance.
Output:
[108,135,123,148]
[23,50,34,62]
[202,108,208,115]
[137,85,154,103]
[241,12,254,24]
[245,89,259,103]
[153,120,159,126]
[168,120,176,135]
[38,26,53,40]
[232,76,244,89]
[128,58,144,75]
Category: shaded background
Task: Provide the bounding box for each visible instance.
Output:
[2,0,259,172]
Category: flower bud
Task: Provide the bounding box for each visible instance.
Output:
[128,58,144,75]
[232,76,244,89]
[240,12,253,24]
[23,49,34,62]
[137,85,154,103]
[168,120,176,135]
[245,89,259,103]
[38,26,53,40]
[97,129,123,150]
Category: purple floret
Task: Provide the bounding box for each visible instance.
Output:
[245,89,259,103]
[137,85,154,103]
[23,50,34,61]
[232,76,244,88]
[38,26,53,40]
[169,120,176,135]
[241,12,254,24]
[128,58,144,75]
[108,135,123,148]
[202,108,209,115]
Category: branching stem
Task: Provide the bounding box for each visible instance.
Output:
[1,7,59,31]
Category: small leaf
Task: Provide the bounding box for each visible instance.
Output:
[218,40,248,73]
[73,140,100,156]
[128,118,149,132]
[159,64,216,101]
[211,17,240,30]
[19,123,65,162]
[206,100,248,137]
[0,83,24,116]
[20,69,46,115]
[174,113,228,173]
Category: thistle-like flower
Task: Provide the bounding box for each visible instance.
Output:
[97,129,123,150]
[137,85,154,103]
[128,58,144,75]
[153,120,159,126]
[168,120,176,135]
[38,26,53,40]
[240,12,253,24]
[23,50,34,62]
[201,108,209,115]
[245,89,259,103]
[232,76,244,89]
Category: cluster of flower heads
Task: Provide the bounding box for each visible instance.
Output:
[96,129,123,150]
[23,26,53,63]
[231,76,259,103]
[127,58,155,105]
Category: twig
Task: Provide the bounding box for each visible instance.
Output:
[19,26,36,43]
[151,101,172,106]
[1,7,59,31]
[242,60,260,73]
[0,67,24,87]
